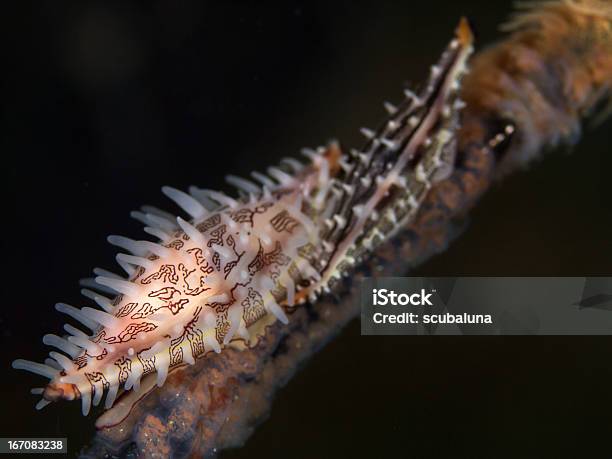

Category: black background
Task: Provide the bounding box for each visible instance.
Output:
[2,1,612,457]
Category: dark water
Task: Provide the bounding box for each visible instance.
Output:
[2,1,612,457]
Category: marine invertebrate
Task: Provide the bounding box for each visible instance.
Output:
[79,1,612,456]
[12,19,474,418]
[12,0,612,456]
